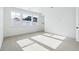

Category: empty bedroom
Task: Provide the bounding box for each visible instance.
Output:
[0,7,79,51]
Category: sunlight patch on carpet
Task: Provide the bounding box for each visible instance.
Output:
[22,43,49,51]
[17,38,34,47]
[43,33,66,40]
[31,35,62,49]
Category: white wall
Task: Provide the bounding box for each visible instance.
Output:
[0,7,3,48]
[4,7,44,37]
[43,7,76,39]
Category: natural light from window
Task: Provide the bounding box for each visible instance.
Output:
[43,33,66,40]
[16,38,34,47]
[16,33,65,51]
[31,35,62,49]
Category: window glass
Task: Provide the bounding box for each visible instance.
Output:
[11,12,21,21]
[22,14,32,21]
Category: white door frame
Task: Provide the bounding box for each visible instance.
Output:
[76,7,79,41]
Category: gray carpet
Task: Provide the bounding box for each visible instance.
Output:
[0,32,79,51]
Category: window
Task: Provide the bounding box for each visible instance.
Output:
[33,17,37,22]
[11,11,38,24]
[11,12,21,21]
[22,14,32,21]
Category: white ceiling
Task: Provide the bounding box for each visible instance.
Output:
[17,7,43,13]
[17,7,52,16]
